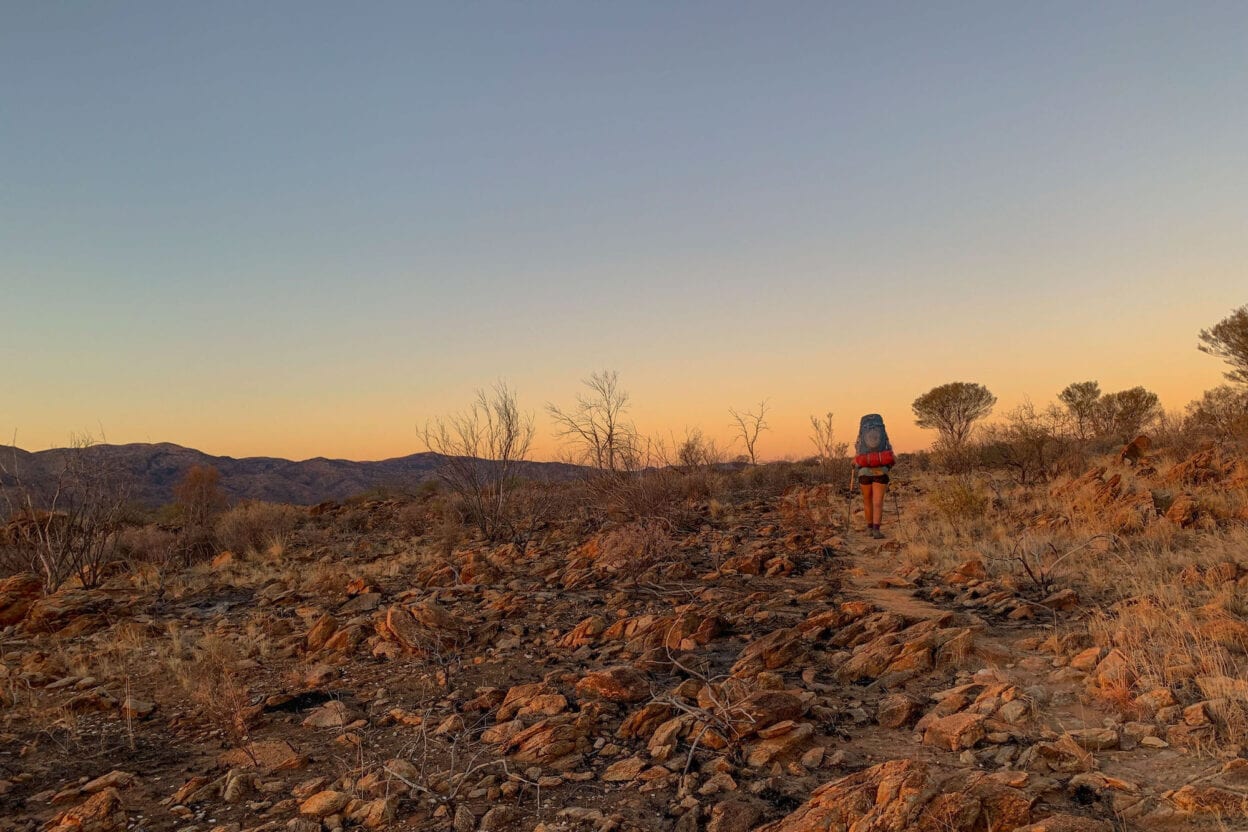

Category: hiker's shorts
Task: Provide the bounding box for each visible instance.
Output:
[858,475,890,486]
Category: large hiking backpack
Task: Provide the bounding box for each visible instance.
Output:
[854,414,895,468]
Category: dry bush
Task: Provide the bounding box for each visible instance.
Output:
[1,435,134,590]
[115,524,178,566]
[167,630,256,752]
[927,475,991,524]
[424,382,536,542]
[589,519,674,577]
[214,501,302,556]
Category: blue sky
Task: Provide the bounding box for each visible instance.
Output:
[3,2,1246,458]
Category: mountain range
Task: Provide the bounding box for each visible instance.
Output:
[0,443,583,507]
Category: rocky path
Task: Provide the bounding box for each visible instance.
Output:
[826,525,1242,831]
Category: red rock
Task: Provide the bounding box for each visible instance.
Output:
[1168,784,1248,816]
[0,573,41,626]
[757,759,1032,832]
[575,666,650,703]
[876,693,923,729]
[922,712,987,751]
[707,799,762,832]
[305,614,339,651]
[299,790,350,818]
[45,787,126,832]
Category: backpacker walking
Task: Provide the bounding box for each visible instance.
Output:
[854,414,895,539]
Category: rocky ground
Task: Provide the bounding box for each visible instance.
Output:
[2,470,1247,832]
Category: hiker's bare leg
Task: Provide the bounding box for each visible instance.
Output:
[871,483,887,526]
[860,484,874,525]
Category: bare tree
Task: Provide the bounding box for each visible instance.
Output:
[423,382,535,543]
[808,412,848,464]
[547,370,639,471]
[979,400,1071,485]
[0,433,133,592]
[674,427,724,471]
[728,400,770,465]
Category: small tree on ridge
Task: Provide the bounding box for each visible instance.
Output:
[912,382,997,451]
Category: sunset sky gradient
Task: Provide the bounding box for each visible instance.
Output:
[3,2,1246,460]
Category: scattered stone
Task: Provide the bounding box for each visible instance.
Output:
[299,790,351,818]
[575,666,651,703]
[44,787,126,832]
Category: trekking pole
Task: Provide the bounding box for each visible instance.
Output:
[845,463,856,528]
[892,477,901,524]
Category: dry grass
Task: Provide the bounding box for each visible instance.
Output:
[899,444,1248,742]
[214,501,303,557]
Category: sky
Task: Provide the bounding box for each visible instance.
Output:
[2,2,1246,461]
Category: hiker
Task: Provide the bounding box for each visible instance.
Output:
[854,414,895,539]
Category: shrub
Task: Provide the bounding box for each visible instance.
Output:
[928,476,990,523]
[214,502,302,556]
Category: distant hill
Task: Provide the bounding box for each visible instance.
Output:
[0,442,584,507]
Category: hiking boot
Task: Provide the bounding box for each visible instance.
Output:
[870,527,885,539]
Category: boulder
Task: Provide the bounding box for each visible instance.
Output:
[45,787,126,832]
[922,712,987,751]
[299,789,351,818]
[0,573,41,626]
[575,666,650,703]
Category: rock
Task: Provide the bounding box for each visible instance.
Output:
[119,697,155,720]
[1168,784,1248,816]
[602,756,646,782]
[1091,649,1134,690]
[723,690,806,736]
[575,666,650,703]
[81,771,136,793]
[876,693,922,729]
[221,769,254,804]
[756,759,1032,832]
[1027,735,1095,774]
[305,614,338,651]
[352,796,398,829]
[1068,647,1101,672]
[304,664,338,687]
[500,717,586,769]
[0,573,41,626]
[745,722,814,767]
[302,700,357,729]
[1068,728,1118,751]
[453,803,475,832]
[922,712,986,751]
[1134,687,1176,713]
[707,798,762,832]
[45,787,126,832]
[498,682,562,721]
[478,805,520,831]
[1164,494,1200,527]
[1119,435,1151,465]
[299,790,350,818]
[1040,589,1079,611]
